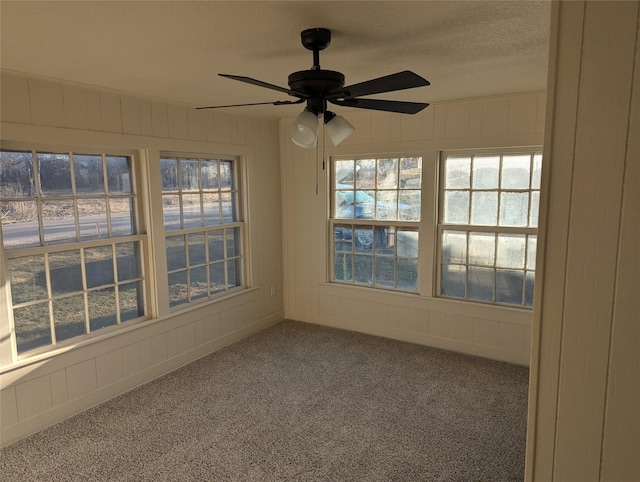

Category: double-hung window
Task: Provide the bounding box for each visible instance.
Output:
[330,156,422,291]
[0,148,146,356]
[438,150,541,307]
[160,154,244,308]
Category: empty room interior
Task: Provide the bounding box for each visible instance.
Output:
[0,1,638,481]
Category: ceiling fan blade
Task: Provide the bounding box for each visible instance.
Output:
[196,99,305,110]
[330,98,429,114]
[219,74,307,98]
[328,71,429,99]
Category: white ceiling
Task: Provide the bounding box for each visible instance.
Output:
[0,1,551,120]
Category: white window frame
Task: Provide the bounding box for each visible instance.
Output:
[159,152,246,309]
[437,148,542,308]
[0,143,150,360]
[329,154,423,293]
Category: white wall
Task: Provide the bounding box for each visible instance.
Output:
[526,2,640,481]
[280,92,545,365]
[0,72,285,446]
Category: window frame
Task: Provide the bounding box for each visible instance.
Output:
[159,152,247,310]
[329,154,423,293]
[436,148,542,308]
[0,144,150,360]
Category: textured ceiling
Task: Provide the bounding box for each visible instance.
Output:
[0,1,551,120]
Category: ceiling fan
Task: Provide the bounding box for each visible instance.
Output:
[197,28,430,148]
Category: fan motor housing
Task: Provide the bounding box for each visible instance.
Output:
[288,69,345,97]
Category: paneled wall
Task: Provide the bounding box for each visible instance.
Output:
[280,92,545,366]
[0,72,284,446]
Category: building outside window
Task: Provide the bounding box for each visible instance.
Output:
[0,148,146,356]
[330,156,422,292]
[160,154,244,308]
[438,150,542,307]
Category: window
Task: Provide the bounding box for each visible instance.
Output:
[0,149,146,356]
[160,155,244,307]
[331,156,422,291]
[438,150,541,307]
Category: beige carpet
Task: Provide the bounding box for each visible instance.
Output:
[0,320,529,481]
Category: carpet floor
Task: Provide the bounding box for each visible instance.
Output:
[0,320,529,481]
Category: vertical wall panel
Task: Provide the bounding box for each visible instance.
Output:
[121,343,141,378]
[0,387,18,428]
[139,99,153,137]
[421,107,434,139]
[85,90,103,132]
[370,111,391,143]
[28,79,65,127]
[481,98,509,137]
[49,369,68,406]
[167,104,189,140]
[15,376,52,420]
[100,92,123,133]
[150,101,169,138]
[0,74,32,124]
[433,105,446,138]
[400,112,423,141]
[187,108,207,141]
[66,360,97,400]
[121,96,142,135]
[508,95,538,135]
[444,103,471,138]
[96,350,124,388]
[62,85,88,130]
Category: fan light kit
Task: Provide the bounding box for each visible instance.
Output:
[197,28,430,148]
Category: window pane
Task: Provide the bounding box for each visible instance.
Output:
[182,194,202,228]
[496,269,524,304]
[468,266,494,302]
[14,302,51,353]
[501,154,531,189]
[529,191,540,228]
[49,250,83,295]
[445,156,470,189]
[441,265,466,297]
[376,191,397,220]
[220,161,234,190]
[188,233,206,266]
[180,159,200,191]
[161,158,179,192]
[532,154,542,189]
[468,232,496,266]
[116,242,141,281]
[525,271,535,306]
[354,254,373,284]
[221,191,237,223]
[398,190,420,221]
[442,230,467,264]
[203,192,221,226]
[208,230,225,262]
[38,153,72,196]
[226,227,241,258]
[163,195,181,231]
[77,198,107,241]
[397,229,418,258]
[374,256,394,287]
[471,191,498,226]
[355,159,375,190]
[0,201,40,248]
[106,156,132,194]
[0,150,35,198]
[472,156,499,189]
[443,191,469,224]
[499,192,529,227]
[53,294,86,342]
[377,158,398,189]
[190,266,209,301]
[496,234,526,269]
[168,271,188,307]
[400,157,422,189]
[335,160,355,185]
[202,160,219,189]
[354,227,374,251]
[397,258,418,290]
[227,259,242,287]
[334,224,353,252]
[43,200,76,245]
[8,255,47,304]
[166,235,186,271]
[375,226,394,256]
[119,281,144,322]
[85,246,114,288]
[527,235,537,270]
[74,155,104,195]
[334,253,353,282]
[209,262,226,294]
[88,287,117,332]
[109,198,135,237]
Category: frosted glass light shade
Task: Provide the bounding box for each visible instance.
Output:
[290,110,319,148]
[325,114,355,146]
